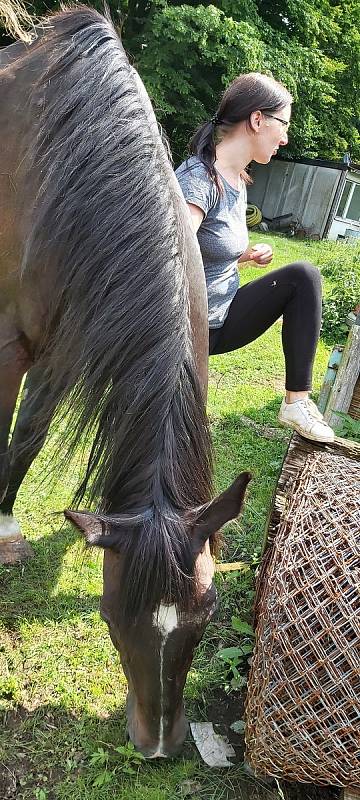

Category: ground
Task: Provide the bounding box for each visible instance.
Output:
[0,233,355,799]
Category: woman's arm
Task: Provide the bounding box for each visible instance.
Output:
[187,202,205,233]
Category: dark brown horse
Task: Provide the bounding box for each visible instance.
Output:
[0,2,250,757]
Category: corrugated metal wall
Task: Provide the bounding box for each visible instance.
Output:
[247,160,342,239]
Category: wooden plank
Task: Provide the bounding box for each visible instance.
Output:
[215,561,249,572]
[324,324,360,429]
[318,345,344,413]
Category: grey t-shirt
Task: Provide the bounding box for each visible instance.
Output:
[176,156,248,328]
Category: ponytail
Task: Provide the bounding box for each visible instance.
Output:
[189,116,251,193]
[189,119,223,193]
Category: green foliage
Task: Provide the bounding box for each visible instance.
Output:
[89,747,110,768]
[230,719,245,734]
[319,246,360,342]
[322,293,357,343]
[333,411,360,442]
[2,0,358,163]
[216,647,248,691]
[216,615,254,691]
[231,617,254,636]
[132,4,264,160]
[129,2,351,162]
[125,0,360,163]
[0,675,20,703]
[113,743,146,774]
[88,742,145,787]
[35,790,48,800]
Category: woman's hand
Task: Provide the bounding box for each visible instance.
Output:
[248,243,273,266]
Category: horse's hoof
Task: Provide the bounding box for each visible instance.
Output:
[0,515,33,564]
[0,537,33,564]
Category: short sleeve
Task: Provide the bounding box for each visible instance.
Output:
[175,160,218,218]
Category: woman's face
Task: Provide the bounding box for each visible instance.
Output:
[251,103,292,164]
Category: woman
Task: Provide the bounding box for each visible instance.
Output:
[176,72,334,443]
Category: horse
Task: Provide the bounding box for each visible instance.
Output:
[0,1,251,758]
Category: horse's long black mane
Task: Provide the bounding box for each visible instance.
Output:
[14,5,213,619]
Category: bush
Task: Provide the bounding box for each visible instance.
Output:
[315,243,360,343]
[333,411,360,443]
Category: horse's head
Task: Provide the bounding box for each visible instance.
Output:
[65,472,251,758]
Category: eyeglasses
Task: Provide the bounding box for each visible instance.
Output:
[263,113,290,130]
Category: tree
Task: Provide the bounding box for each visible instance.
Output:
[2,0,359,163]
[125,1,359,163]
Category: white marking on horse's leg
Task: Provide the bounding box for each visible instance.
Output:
[0,513,21,539]
[152,604,178,757]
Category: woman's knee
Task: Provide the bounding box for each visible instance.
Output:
[288,261,321,290]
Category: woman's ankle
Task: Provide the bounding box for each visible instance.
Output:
[285,390,309,404]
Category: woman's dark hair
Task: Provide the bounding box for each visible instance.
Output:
[189,72,293,193]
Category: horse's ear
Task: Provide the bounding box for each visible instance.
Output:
[64,509,116,547]
[192,472,252,556]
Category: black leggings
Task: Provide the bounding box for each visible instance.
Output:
[209,261,322,392]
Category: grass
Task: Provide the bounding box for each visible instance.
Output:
[0,233,341,799]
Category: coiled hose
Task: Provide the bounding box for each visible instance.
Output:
[246,204,262,228]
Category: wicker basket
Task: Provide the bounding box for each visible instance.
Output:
[245,436,360,786]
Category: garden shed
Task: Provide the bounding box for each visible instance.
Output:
[247,156,360,240]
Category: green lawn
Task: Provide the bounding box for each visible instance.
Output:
[0,233,340,800]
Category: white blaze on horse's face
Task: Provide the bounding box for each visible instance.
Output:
[153,604,179,636]
[146,545,216,759]
[150,604,179,758]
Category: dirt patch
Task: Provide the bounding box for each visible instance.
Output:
[0,767,17,800]
[205,687,245,763]
[0,706,70,800]
[232,414,288,440]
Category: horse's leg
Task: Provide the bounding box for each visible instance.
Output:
[0,364,50,516]
[0,322,33,563]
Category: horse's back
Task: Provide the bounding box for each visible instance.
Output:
[0,6,208,382]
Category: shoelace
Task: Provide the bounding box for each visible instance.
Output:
[297,399,327,426]
[305,398,324,421]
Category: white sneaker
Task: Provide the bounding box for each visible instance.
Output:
[305,398,325,421]
[278,398,335,443]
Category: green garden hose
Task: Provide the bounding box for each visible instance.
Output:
[246,204,262,227]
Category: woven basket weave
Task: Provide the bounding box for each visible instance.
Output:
[245,437,360,786]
